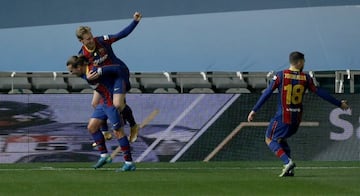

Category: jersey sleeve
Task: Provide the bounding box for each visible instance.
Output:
[251,71,281,112]
[306,74,342,107]
[97,65,120,76]
[78,48,84,55]
[100,20,139,44]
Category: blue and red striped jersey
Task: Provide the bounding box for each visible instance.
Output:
[78,20,138,104]
[78,20,138,71]
[80,65,129,106]
[80,65,115,106]
[252,68,342,124]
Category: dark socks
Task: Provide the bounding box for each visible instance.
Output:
[268,140,290,164]
[279,140,291,158]
[92,130,107,154]
[121,105,136,127]
[118,136,132,162]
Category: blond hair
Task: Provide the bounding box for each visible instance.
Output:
[76,26,92,40]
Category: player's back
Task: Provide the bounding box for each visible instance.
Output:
[276,69,310,124]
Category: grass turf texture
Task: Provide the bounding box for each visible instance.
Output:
[0,161,359,196]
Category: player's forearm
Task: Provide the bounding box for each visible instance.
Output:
[113,20,139,40]
[96,65,120,76]
[315,87,342,107]
[252,87,273,112]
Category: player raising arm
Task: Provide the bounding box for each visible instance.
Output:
[76,11,142,142]
[247,51,349,177]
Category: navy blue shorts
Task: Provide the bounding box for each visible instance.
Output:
[265,117,299,141]
[91,104,123,130]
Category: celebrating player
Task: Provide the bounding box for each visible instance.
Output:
[66,55,135,171]
[247,51,349,177]
[76,11,142,143]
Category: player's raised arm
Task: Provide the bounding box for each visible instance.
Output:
[133,12,142,21]
[104,12,142,42]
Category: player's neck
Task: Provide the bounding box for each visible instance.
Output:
[289,65,300,72]
[84,45,95,53]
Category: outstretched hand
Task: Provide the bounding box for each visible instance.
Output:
[340,100,350,110]
[134,12,142,21]
[247,111,256,122]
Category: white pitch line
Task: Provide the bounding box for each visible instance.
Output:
[0,166,359,172]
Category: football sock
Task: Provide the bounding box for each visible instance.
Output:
[99,123,110,137]
[118,136,132,161]
[99,123,108,132]
[268,140,290,164]
[92,130,107,154]
[121,105,136,127]
[279,140,291,158]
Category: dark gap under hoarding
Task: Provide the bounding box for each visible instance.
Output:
[0,94,358,163]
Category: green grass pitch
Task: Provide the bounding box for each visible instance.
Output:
[0,161,359,195]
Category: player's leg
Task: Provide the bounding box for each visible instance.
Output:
[91,91,112,141]
[113,127,136,171]
[265,120,295,177]
[278,139,291,157]
[88,118,107,153]
[91,121,111,147]
[280,124,300,176]
[265,120,292,164]
[113,78,139,142]
[89,105,112,169]
[113,93,139,142]
[100,122,112,140]
[105,105,136,171]
[91,91,101,108]
[278,139,294,176]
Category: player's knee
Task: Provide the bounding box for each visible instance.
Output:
[87,124,97,133]
[91,102,97,108]
[113,94,126,111]
[113,129,126,138]
[114,102,125,111]
[91,99,100,108]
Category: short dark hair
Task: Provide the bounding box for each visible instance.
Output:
[289,51,305,64]
[66,56,78,67]
[66,55,88,68]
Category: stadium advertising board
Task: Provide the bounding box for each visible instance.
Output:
[0,94,358,163]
